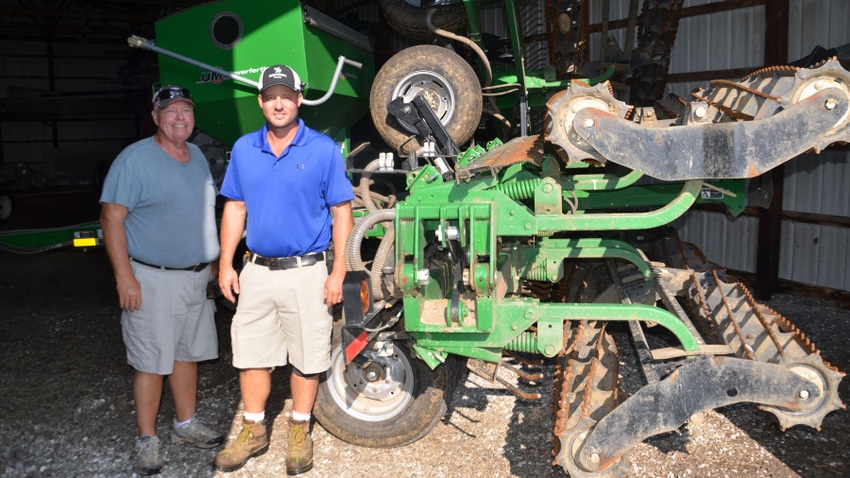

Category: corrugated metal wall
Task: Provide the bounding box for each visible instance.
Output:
[674,148,850,292]
[583,1,850,291]
[671,0,850,290]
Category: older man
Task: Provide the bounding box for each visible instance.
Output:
[214,65,354,475]
[100,85,223,475]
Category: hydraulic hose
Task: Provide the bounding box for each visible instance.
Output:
[354,156,398,212]
[371,225,396,300]
[358,159,382,213]
[425,8,510,131]
[346,209,395,271]
[344,209,397,301]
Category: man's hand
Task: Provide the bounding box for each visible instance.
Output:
[100,202,143,312]
[219,265,240,303]
[324,269,344,308]
[218,200,247,304]
[116,274,142,312]
[326,201,354,309]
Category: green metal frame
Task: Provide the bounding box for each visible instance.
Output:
[410,301,700,367]
[394,134,717,367]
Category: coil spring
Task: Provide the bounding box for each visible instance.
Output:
[496,178,541,200]
[522,161,542,174]
[524,264,555,282]
[505,331,538,353]
[523,280,557,300]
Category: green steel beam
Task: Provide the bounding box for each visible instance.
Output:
[408,298,700,364]
[573,179,746,216]
[532,180,702,233]
[515,237,652,281]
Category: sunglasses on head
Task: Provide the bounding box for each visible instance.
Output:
[152,86,192,105]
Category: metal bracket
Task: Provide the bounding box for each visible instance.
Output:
[573,356,821,472]
[573,89,849,180]
[341,270,379,363]
[387,93,461,181]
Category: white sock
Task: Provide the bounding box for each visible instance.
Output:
[244,411,265,423]
[174,417,193,428]
[291,411,311,422]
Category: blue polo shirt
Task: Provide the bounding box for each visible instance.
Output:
[220,119,354,258]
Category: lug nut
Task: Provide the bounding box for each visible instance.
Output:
[584,118,595,128]
[800,389,810,399]
[825,98,838,110]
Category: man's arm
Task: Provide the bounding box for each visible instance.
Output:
[100,202,141,312]
[219,199,247,303]
[325,200,354,308]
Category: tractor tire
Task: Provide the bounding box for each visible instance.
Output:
[370,45,482,154]
[314,318,458,447]
[377,0,467,41]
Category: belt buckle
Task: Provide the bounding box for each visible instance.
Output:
[301,254,315,267]
[268,257,288,270]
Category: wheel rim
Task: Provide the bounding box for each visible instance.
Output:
[392,70,456,135]
[0,195,11,221]
[326,340,415,421]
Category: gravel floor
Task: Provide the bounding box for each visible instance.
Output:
[1,246,848,478]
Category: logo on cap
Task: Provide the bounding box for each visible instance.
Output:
[259,64,303,93]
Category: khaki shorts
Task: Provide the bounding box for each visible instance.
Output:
[231,260,333,374]
[122,262,218,375]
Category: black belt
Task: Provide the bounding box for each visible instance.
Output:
[247,251,324,270]
[131,258,210,272]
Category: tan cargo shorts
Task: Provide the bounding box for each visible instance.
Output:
[230,260,333,374]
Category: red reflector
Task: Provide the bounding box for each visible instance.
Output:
[344,331,369,363]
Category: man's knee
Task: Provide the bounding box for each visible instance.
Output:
[292,367,318,379]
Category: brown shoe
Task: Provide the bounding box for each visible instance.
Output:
[213,419,269,472]
[285,418,313,475]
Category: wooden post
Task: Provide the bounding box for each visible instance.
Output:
[755,0,789,300]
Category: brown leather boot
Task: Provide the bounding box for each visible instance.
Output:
[285,418,313,475]
[213,419,269,472]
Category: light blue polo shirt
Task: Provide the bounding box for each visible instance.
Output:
[100,137,220,267]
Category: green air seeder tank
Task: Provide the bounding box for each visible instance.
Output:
[154,0,375,147]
